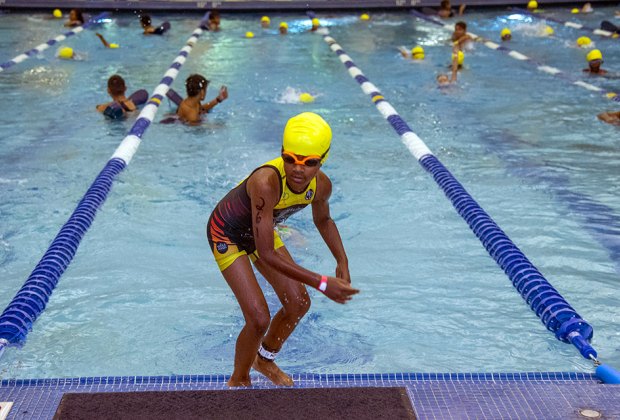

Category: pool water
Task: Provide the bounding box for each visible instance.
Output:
[0,8,619,379]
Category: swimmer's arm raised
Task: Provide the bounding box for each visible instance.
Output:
[311,172,350,283]
[201,86,228,113]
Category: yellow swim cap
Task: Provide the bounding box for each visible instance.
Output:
[52,9,62,18]
[261,16,270,24]
[360,13,370,21]
[279,22,288,29]
[576,36,591,47]
[299,93,315,103]
[544,25,554,35]
[109,43,119,49]
[571,8,580,13]
[501,28,511,37]
[587,49,602,62]
[411,45,425,60]
[58,47,73,60]
[283,112,332,163]
[452,50,464,66]
[245,31,254,38]
[527,0,538,9]
[312,18,320,27]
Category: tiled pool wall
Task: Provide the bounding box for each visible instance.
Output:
[2,372,620,419]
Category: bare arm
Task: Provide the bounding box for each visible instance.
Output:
[597,111,620,125]
[201,86,228,113]
[248,169,358,303]
[312,172,350,283]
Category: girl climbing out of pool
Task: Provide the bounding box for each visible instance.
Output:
[207,112,359,387]
[175,74,227,125]
[64,9,84,27]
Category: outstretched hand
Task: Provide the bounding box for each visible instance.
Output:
[323,276,359,304]
[217,86,228,102]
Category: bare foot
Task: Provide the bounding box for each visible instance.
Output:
[227,377,251,387]
[252,356,294,386]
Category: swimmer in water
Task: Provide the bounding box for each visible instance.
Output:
[279,22,288,35]
[96,75,137,115]
[64,9,84,27]
[583,49,607,75]
[260,16,270,28]
[452,21,474,50]
[207,112,358,387]
[597,110,620,125]
[176,74,228,125]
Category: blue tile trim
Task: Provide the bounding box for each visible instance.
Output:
[0,372,598,388]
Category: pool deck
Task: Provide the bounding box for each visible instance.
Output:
[1,372,620,419]
[0,0,617,11]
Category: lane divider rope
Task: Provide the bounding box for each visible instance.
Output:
[320,28,597,361]
[410,10,619,102]
[0,12,210,359]
[0,12,110,72]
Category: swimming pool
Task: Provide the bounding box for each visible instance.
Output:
[1,8,619,380]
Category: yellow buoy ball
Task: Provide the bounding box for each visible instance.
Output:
[411,45,425,60]
[452,50,464,66]
[109,43,120,49]
[571,8,580,14]
[576,36,591,47]
[245,31,254,38]
[527,0,538,10]
[544,25,554,35]
[299,93,315,103]
[58,47,73,60]
[52,9,62,18]
[360,13,370,21]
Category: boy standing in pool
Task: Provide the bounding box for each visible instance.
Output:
[207,112,358,387]
[176,74,228,124]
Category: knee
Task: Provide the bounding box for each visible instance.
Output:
[285,292,311,319]
[246,309,271,336]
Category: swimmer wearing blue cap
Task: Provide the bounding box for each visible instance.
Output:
[176,74,228,125]
[207,112,359,387]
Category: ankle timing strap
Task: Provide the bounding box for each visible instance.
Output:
[257,343,278,362]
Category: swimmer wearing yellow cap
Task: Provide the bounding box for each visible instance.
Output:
[411,45,425,60]
[527,0,538,10]
[501,28,512,41]
[58,46,74,60]
[584,49,607,75]
[576,36,591,47]
[360,13,370,21]
[52,9,62,18]
[279,22,288,35]
[261,16,270,28]
[311,17,320,32]
[206,112,358,388]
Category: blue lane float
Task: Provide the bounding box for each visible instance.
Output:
[319,29,601,363]
[0,12,211,360]
[0,12,110,72]
[409,10,620,103]
[511,7,618,38]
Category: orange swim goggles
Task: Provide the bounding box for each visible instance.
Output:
[281,150,323,167]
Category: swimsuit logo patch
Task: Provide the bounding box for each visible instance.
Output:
[216,242,229,254]
[305,189,314,200]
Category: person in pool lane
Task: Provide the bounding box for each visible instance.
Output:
[176,74,227,124]
[96,75,137,115]
[207,112,359,388]
[583,49,607,75]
